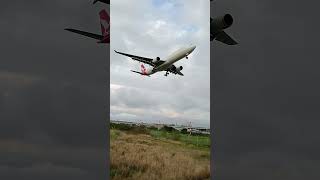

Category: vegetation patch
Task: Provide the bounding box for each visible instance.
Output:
[110,123,211,180]
[110,129,121,140]
[150,130,210,148]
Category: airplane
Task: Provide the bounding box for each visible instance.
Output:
[65,9,110,43]
[114,45,196,76]
[93,0,109,4]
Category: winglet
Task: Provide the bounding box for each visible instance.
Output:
[114,50,122,55]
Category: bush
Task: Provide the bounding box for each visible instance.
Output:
[170,132,181,141]
[161,125,177,132]
[181,128,189,134]
[130,125,149,135]
[148,126,158,131]
[110,123,133,131]
[161,130,167,138]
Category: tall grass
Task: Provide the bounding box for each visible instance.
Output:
[110,130,210,180]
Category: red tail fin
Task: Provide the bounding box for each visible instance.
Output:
[141,64,147,74]
[99,9,110,43]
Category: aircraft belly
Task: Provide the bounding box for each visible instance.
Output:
[157,53,186,71]
[156,63,170,71]
[170,51,186,61]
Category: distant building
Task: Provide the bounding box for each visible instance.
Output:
[169,124,210,135]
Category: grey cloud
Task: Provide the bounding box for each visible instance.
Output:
[110,0,210,127]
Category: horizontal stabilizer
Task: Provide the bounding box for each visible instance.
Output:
[65,28,103,41]
[131,70,150,77]
[177,71,184,76]
[215,31,238,45]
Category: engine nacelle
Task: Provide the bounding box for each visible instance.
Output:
[171,66,183,72]
[211,14,233,34]
[152,57,161,63]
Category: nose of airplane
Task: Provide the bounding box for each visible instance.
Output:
[190,45,196,52]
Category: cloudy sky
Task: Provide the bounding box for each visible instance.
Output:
[110,0,210,127]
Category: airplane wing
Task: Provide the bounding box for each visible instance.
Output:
[215,31,238,45]
[65,28,103,41]
[114,50,164,67]
[131,70,150,77]
[176,71,184,76]
[168,65,184,76]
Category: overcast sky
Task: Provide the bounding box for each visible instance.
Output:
[110,0,210,127]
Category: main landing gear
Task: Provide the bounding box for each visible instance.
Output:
[186,56,189,59]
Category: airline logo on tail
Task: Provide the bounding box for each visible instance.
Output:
[99,10,110,43]
[141,64,147,75]
[65,9,110,44]
[129,64,151,76]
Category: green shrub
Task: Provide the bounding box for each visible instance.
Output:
[161,125,178,132]
[170,132,181,141]
[110,123,133,131]
[129,125,149,135]
[181,128,188,134]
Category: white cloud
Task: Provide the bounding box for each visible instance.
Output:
[110,0,210,127]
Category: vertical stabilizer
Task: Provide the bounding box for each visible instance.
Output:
[141,64,147,75]
[99,10,110,43]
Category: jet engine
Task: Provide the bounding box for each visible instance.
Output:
[152,57,161,63]
[211,14,233,33]
[171,66,183,72]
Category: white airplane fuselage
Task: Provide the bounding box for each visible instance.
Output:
[147,45,196,75]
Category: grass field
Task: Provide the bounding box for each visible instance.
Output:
[110,124,211,180]
[149,130,210,148]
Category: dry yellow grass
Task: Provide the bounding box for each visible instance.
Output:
[110,130,210,180]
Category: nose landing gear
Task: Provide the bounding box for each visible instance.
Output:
[164,71,169,76]
[186,53,189,59]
